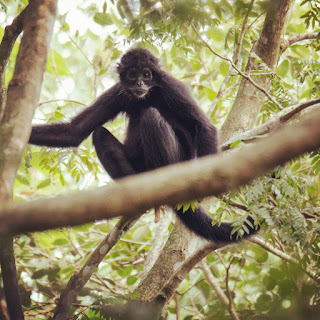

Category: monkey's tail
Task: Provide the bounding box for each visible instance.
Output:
[174,205,258,243]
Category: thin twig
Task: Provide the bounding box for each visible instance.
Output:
[0,6,28,119]
[225,257,235,307]
[192,24,283,111]
[174,293,180,320]
[200,260,240,320]
[38,99,87,107]
[233,0,255,65]
[249,236,318,281]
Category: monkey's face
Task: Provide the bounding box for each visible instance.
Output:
[124,67,154,99]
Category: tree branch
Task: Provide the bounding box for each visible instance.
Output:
[249,236,317,281]
[156,243,219,311]
[0,6,28,120]
[280,32,319,53]
[220,0,294,142]
[192,24,283,111]
[53,216,139,320]
[200,260,240,320]
[207,0,255,116]
[1,108,320,234]
[221,97,320,150]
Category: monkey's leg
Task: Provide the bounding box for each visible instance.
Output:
[92,126,136,179]
[140,107,181,171]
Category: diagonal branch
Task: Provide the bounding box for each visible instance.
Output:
[53,215,139,320]
[249,236,318,281]
[221,97,320,150]
[1,108,320,234]
[280,32,319,54]
[192,24,283,111]
[200,260,240,320]
[207,0,255,116]
[156,243,219,308]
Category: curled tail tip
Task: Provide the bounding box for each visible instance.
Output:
[229,217,259,242]
[211,218,258,243]
[175,206,259,243]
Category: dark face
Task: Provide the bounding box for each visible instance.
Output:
[125,67,153,99]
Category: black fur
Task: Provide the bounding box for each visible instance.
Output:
[29,48,258,242]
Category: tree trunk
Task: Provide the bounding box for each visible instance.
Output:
[0,1,57,319]
[220,0,294,143]
[134,1,295,317]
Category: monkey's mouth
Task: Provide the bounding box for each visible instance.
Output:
[131,89,148,98]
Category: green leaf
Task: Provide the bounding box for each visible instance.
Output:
[53,238,69,246]
[94,12,113,25]
[263,276,276,290]
[269,268,283,280]
[190,60,202,71]
[203,87,216,100]
[36,178,51,189]
[46,50,70,76]
[16,174,30,186]
[207,27,225,42]
[127,276,138,285]
[219,60,230,76]
[230,140,244,148]
[276,59,289,77]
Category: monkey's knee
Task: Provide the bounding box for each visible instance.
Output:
[92,126,122,157]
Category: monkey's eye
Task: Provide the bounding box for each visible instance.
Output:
[142,68,152,80]
[126,69,138,81]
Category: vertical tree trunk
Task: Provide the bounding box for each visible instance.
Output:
[135,1,295,317]
[0,1,57,318]
[220,0,294,143]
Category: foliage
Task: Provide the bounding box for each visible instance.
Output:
[300,0,320,29]
[1,0,320,319]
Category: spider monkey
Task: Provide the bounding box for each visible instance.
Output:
[29,48,257,242]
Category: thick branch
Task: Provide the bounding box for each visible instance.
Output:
[221,98,320,150]
[0,109,320,233]
[53,216,139,320]
[156,243,218,308]
[280,32,319,53]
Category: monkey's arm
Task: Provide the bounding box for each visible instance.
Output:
[29,83,122,148]
[195,118,219,157]
[161,73,219,157]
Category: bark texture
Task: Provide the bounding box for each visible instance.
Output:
[220,0,295,142]
[0,109,320,233]
[0,1,57,319]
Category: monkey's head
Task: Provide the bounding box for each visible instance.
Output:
[117,48,160,99]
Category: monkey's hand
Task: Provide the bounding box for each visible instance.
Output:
[154,206,167,223]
